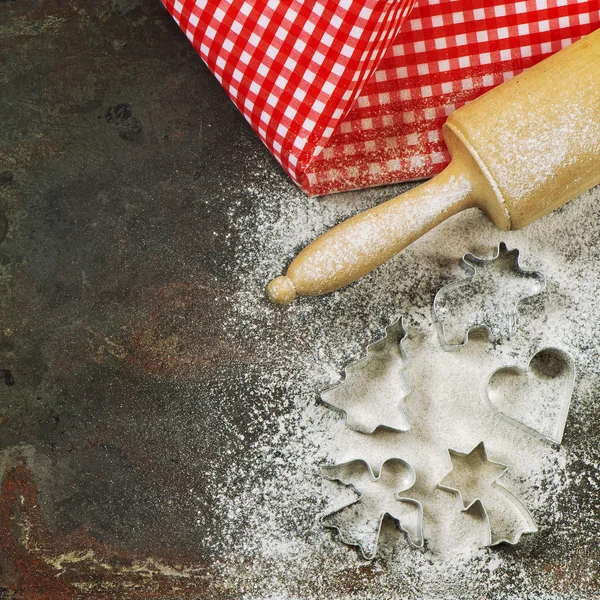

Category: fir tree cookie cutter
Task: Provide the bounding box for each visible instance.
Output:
[437,442,537,546]
[320,318,410,434]
[321,458,424,559]
[433,243,546,350]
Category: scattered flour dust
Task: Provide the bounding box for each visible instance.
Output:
[204,167,600,599]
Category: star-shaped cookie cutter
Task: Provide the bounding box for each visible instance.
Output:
[437,442,537,546]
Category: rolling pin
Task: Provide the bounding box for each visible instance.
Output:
[267,27,600,305]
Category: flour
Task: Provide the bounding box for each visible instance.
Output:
[198,163,600,598]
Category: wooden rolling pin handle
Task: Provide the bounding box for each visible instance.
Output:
[267,159,479,304]
[268,29,600,305]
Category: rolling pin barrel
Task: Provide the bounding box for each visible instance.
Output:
[268,27,600,304]
[445,28,600,229]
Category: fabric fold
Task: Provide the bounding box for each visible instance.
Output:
[163,0,417,190]
[164,0,600,196]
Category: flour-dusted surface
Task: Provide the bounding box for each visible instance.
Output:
[206,178,600,598]
[2,2,600,596]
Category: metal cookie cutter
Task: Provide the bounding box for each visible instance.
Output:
[321,458,423,559]
[433,243,546,350]
[437,442,537,546]
[320,318,411,434]
[486,347,575,445]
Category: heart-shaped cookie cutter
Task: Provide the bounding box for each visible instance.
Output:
[486,347,575,444]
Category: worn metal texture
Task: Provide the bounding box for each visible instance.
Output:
[3,1,600,599]
[1,0,278,597]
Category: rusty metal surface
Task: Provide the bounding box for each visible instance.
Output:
[3,1,600,599]
[1,1,271,596]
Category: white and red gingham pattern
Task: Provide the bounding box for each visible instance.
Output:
[164,0,600,195]
[305,0,600,194]
[163,0,416,186]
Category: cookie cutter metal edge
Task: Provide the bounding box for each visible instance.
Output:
[486,346,576,445]
[437,441,538,546]
[321,457,424,559]
[320,317,412,434]
[432,242,546,351]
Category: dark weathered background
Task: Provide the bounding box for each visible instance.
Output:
[3,2,600,599]
[1,1,287,596]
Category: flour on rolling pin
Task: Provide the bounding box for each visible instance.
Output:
[483,98,600,203]
[268,28,600,304]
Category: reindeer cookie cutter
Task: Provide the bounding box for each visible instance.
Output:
[433,243,546,350]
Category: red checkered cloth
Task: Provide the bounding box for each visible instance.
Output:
[163,0,600,196]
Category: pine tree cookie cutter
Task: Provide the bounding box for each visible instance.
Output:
[320,318,411,434]
[437,442,537,546]
[321,458,424,559]
[433,243,546,350]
